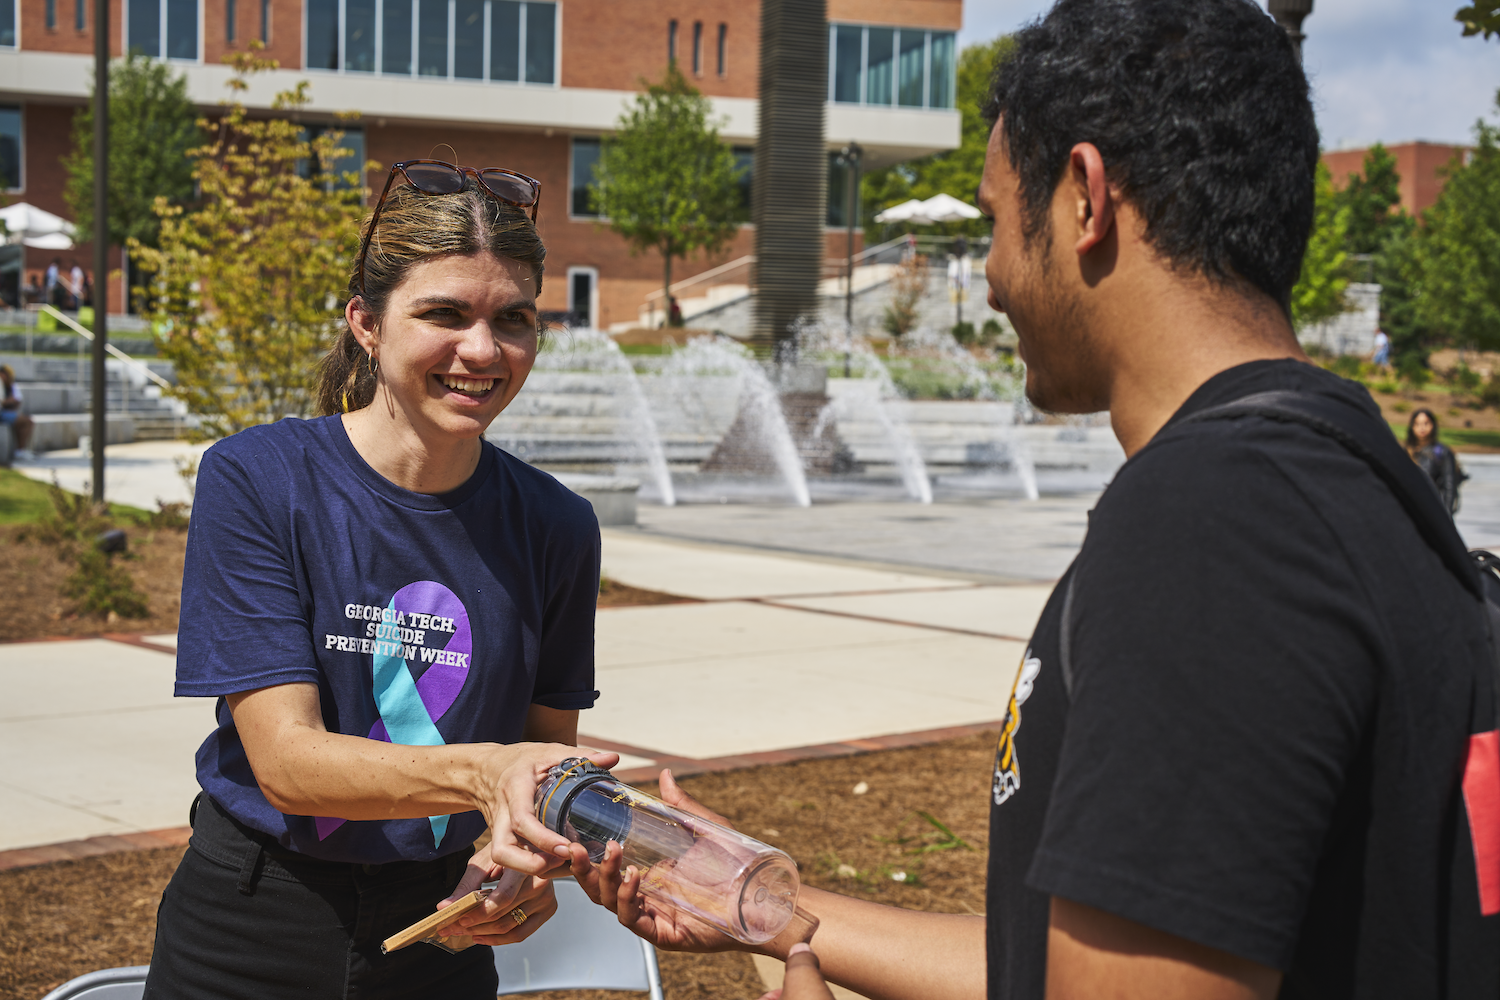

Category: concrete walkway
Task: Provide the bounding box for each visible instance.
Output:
[0,531,1040,856]
[11,439,209,511]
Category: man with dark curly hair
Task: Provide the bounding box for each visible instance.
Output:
[575,1,1500,997]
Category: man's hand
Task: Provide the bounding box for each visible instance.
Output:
[567,768,745,952]
[757,943,837,1000]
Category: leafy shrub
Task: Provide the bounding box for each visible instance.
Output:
[981,318,1003,338]
[881,254,928,338]
[951,321,977,344]
[64,548,150,619]
[1330,354,1362,379]
[1397,356,1431,390]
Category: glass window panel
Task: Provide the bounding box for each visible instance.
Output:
[571,136,600,217]
[225,0,235,40]
[524,2,554,83]
[76,0,85,30]
[866,27,893,106]
[305,0,337,68]
[260,0,269,41]
[832,24,861,103]
[453,0,483,78]
[692,21,701,75]
[129,0,161,56]
[382,0,412,74]
[827,152,846,227]
[732,145,753,221]
[167,0,197,58]
[928,31,954,109]
[490,0,519,80]
[328,128,365,192]
[0,0,14,46]
[897,30,925,107]
[717,22,725,75]
[345,0,375,71]
[0,106,19,190]
[417,0,447,75]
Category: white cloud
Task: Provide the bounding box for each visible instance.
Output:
[958,0,1500,147]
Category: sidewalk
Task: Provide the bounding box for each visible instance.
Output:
[0,530,1042,861]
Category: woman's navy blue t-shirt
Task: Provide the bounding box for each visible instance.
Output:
[175,415,600,865]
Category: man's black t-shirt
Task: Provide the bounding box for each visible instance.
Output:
[986,360,1500,998]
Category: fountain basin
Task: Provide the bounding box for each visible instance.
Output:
[554,472,641,527]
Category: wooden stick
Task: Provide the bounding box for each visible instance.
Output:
[380,889,489,955]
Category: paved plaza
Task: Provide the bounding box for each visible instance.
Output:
[8,443,1500,857]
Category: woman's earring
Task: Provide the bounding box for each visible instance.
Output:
[367,352,379,377]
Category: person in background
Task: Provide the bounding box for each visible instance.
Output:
[1407,407,1462,514]
[69,260,85,310]
[44,258,61,308]
[0,363,36,461]
[1372,327,1391,368]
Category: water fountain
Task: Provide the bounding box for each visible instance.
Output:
[489,327,676,506]
[657,336,812,507]
[892,327,1039,501]
[793,320,932,504]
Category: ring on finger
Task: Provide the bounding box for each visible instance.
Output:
[510,906,527,927]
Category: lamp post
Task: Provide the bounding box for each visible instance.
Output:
[91,0,109,503]
[1267,0,1313,62]
[835,141,862,378]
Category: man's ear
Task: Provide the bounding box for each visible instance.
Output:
[1067,143,1115,257]
[346,295,379,354]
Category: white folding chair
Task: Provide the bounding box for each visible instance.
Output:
[495,877,664,999]
[38,966,147,1000]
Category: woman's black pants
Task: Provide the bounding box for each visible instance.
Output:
[143,795,498,999]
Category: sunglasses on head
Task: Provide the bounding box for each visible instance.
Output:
[355,159,542,296]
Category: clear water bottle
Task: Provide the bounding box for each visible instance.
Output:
[535,758,800,945]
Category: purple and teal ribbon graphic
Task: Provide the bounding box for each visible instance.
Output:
[315,581,472,846]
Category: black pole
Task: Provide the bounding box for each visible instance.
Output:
[90,0,107,503]
[841,142,860,378]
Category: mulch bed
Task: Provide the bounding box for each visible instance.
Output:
[0,525,189,643]
[0,732,996,1000]
[0,530,694,644]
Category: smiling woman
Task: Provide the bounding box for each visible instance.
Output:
[144,167,613,1000]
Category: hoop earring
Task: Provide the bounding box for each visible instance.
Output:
[367,352,379,377]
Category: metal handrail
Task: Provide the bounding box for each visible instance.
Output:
[40,305,173,391]
[644,255,757,304]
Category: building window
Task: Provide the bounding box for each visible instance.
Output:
[0,0,13,45]
[733,144,753,221]
[826,151,862,227]
[571,136,601,217]
[225,0,234,41]
[828,24,955,110]
[46,0,55,30]
[76,0,85,29]
[716,22,726,75]
[128,0,200,59]
[692,21,701,75]
[297,126,366,194]
[667,19,676,64]
[0,106,20,191]
[260,0,268,41]
[309,0,553,82]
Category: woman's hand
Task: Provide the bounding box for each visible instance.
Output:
[472,743,620,874]
[757,943,837,1000]
[435,866,561,946]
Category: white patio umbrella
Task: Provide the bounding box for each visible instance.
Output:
[0,202,77,249]
[873,198,931,224]
[916,193,983,222]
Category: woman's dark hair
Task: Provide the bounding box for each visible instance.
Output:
[315,180,547,416]
[1406,408,1440,451]
[983,0,1319,315]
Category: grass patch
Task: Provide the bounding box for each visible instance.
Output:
[0,469,151,525]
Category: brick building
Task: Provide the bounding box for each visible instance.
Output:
[0,0,961,326]
[1321,141,1468,217]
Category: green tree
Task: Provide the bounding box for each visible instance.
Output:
[1457,2,1500,38]
[861,36,1013,237]
[1290,162,1351,330]
[1333,143,1405,256]
[1415,113,1500,350]
[591,64,744,316]
[62,54,198,248]
[130,50,369,437]
[1374,216,1431,371]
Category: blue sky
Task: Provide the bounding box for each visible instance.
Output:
[958,0,1500,148]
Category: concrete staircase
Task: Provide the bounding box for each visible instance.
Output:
[1,354,187,451]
